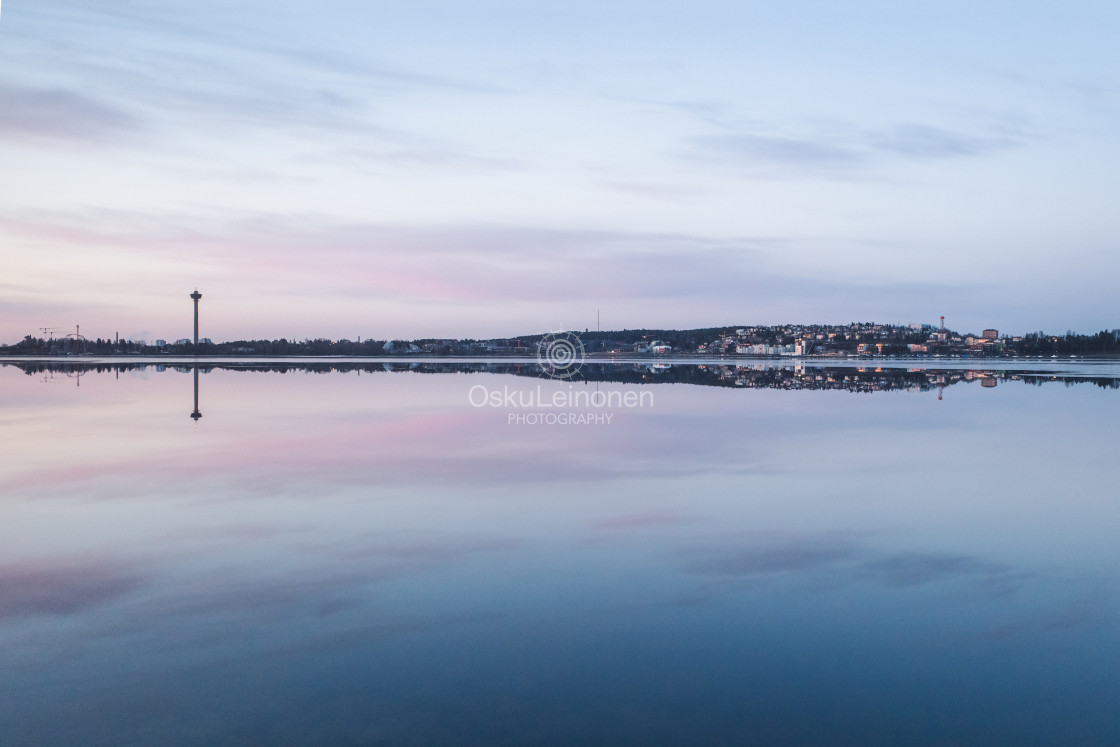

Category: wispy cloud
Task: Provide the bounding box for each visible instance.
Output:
[0,205,984,340]
[691,132,860,169]
[870,123,1023,159]
[320,144,524,174]
[0,84,143,144]
[0,206,973,304]
[686,121,1031,178]
[3,2,504,161]
[599,180,710,201]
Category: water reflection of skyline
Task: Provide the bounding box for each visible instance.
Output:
[4,360,1119,397]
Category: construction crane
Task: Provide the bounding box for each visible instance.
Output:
[39,327,66,341]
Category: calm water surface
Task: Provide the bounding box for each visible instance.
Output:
[1,360,1118,745]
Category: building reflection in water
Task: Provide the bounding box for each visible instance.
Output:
[1,360,1117,417]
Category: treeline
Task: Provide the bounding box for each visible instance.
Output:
[8,336,146,354]
[574,327,739,350]
[1,336,392,356]
[5,328,1120,357]
[1008,331,1120,356]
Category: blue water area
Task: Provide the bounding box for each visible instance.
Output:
[0,360,1117,744]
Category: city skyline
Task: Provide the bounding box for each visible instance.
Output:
[2,2,1119,343]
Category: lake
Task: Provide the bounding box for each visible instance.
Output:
[1,359,1118,745]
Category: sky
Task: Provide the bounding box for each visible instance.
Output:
[1,0,1119,343]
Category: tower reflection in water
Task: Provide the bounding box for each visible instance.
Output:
[190,366,201,422]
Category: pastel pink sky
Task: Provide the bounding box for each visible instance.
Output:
[2,2,1119,343]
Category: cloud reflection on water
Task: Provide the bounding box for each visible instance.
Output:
[0,560,143,618]
[1,362,1118,743]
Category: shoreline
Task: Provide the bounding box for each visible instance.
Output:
[4,354,1120,368]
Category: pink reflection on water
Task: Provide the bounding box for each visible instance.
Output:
[0,367,745,501]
